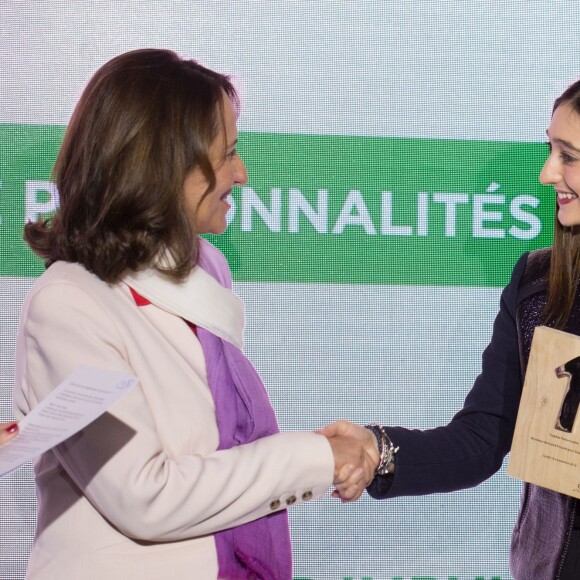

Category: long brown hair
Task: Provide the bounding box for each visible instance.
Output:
[545,79,580,328]
[544,80,580,329]
[24,49,238,284]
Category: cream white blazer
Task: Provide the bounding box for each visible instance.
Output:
[14,242,333,580]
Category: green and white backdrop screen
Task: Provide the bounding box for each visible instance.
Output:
[1,2,579,579]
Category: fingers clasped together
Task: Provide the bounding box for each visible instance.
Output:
[317,420,380,503]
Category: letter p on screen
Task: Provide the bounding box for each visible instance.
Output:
[25,181,60,223]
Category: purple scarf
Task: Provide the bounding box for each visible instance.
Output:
[197,245,292,580]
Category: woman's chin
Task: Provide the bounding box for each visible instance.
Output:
[205,223,228,236]
[557,210,580,229]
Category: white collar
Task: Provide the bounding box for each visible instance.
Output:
[124,265,245,349]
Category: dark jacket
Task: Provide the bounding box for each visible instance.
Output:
[368,249,577,579]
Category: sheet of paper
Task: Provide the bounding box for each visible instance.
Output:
[0,365,138,478]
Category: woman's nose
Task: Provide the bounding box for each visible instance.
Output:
[234,155,248,186]
[539,155,562,186]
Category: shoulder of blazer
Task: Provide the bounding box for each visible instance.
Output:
[516,247,550,305]
[34,261,119,296]
[25,262,126,318]
[30,261,110,294]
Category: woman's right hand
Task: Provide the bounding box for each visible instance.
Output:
[0,422,18,446]
[318,420,380,503]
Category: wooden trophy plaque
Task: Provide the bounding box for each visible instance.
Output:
[507,326,580,498]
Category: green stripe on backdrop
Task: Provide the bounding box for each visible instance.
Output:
[0,124,552,286]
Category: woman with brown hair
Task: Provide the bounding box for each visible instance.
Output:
[321,78,580,579]
[14,49,379,580]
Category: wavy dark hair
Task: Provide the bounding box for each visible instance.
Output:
[24,48,238,283]
[545,79,580,328]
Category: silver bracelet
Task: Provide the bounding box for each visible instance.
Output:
[364,423,399,476]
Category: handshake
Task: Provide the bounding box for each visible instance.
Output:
[317,420,381,503]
